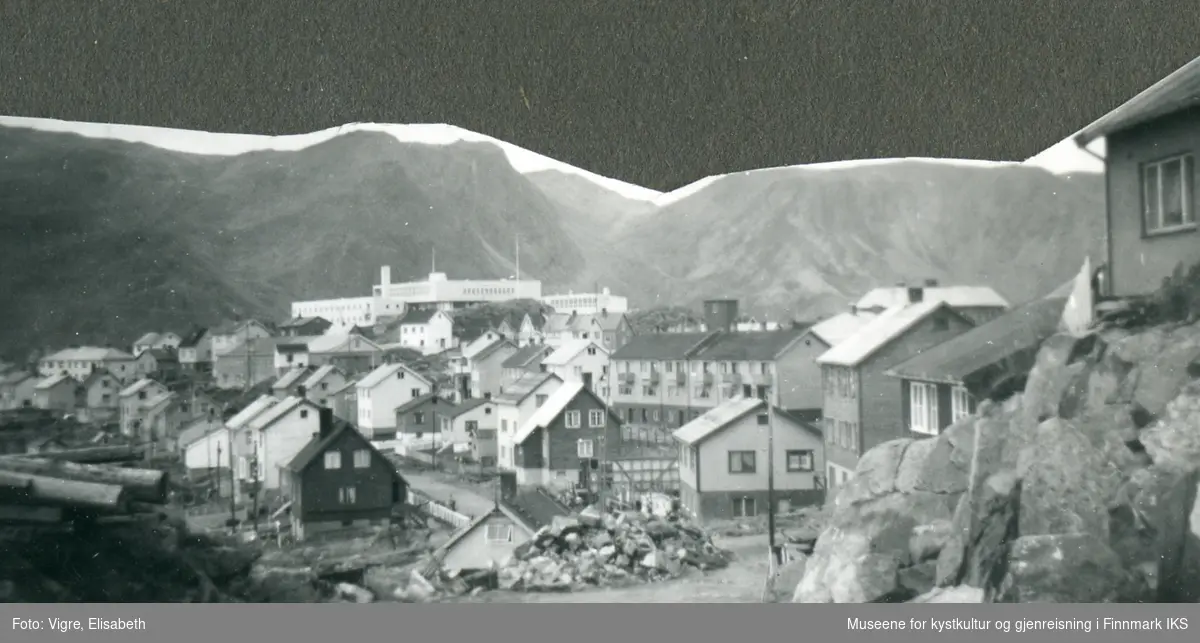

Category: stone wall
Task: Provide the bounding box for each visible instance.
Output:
[793,321,1200,603]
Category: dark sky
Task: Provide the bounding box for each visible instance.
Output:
[1,0,1197,191]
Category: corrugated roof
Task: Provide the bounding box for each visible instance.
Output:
[817,301,960,368]
[512,381,585,444]
[301,364,340,389]
[1076,55,1200,146]
[673,397,763,445]
[501,344,551,369]
[34,373,75,391]
[273,366,313,390]
[226,395,279,430]
[809,311,878,346]
[495,372,561,405]
[610,332,716,361]
[356,362,429,389]
[886,296,1067,385]
[691,327,810,361]
[542,339,604,366]
[855,286,1009,311]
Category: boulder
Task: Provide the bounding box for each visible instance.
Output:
[1141,381,1200,472]
[989,533,1136,603]
[909,585,984,603]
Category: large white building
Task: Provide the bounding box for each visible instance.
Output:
[541,288,628,315]
[373,266,542,315]
[290,297,375,332]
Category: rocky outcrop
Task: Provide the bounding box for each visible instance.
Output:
[795,321,1200,603]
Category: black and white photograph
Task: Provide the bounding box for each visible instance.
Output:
[2,1,1200,624]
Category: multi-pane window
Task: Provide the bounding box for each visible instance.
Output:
[1143,154,1195,234]
[910,382,940,435]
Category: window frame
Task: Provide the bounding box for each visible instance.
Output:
[910,381,940,435]
[727,450,757,474]
[1142,153,1196,236]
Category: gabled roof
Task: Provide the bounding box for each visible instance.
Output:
[178,327,209,348]
[356,362,430,390]
[855,286,1009,311]
[226,395,280,430]
[610,332,716,361]
[542,339,605,367]
[220,337,288,358]
[817,301,970,368]
[462,332,505,360]
[210,319,270,336]
[285,419,405,481]
[398,308,441,325]
[44,346,134,362]
[330,378,359,397]
[673,396,818,446]
[118,378,161,398]
[278,316,330,329]
[34,373,75,391]
[178,419,225,449]
[0,371,34,387]
[590,312,627,331]
[80,370,117,389]
[886,296,1068,386]
[504,488,572,530]
[133,332,161,346]
[494,372,562,405]
[301,364,343,389]
[144,391,177,411]
[808,311,878,346]
[146,348,178,362]
[691,327,811,362]
[307,333,383,354]
[501,344,551,369]
[247,395,319,432]
[273,366,314,390]
[1076,55,1200,146]
[512,381,586,444]
[393,392,454,416]
[447,397,496,417]
[276,336,322,352]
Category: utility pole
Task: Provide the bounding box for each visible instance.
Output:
[251,439,260,534]
[243,320,252,393]
[227,437,237,526]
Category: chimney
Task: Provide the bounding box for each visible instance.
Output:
[702,299,739,334]
[318,407,334,437]
[850,304,858,315]
[296,384,306,398]
[907,287,925,304]
[895,281,906,288]
[498,470,518,501]
[380,265,392,286]
[925,278,939,287]
[601,308,608,317]
[484,392,492,400]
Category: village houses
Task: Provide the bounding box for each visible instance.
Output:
[78,370,122,423]
[500,344,552,386]
[394,309,455,355]
[443,398,499,465]
[460,333,518,401]
[494,371,565,478]
[393,393,456,444]
[209,319,274,358]
[507,380,623,487]
[540,339,610,392]
[235,395,325,493]
[37,346,139,383]
[131,331,182,355]
[301,365,350,408]
[117,377,175,440]
[273,366,316,399]
[213,337,285,390]
[32,374,82,413]
[305,333,387,373]
[283,409,408,541]
[1072,56,1200,298]
[674,396,824,523]
[177,327,214,372]
[815,291,982,488]
[277,316,333,338]
[355,362,434,440]
[0,372,37,411]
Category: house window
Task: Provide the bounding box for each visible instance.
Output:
[577,438,594,458]
[137,391,146,400]
[485,523,513,543]
[732,496,757,518]
[951,386,972,423]
[535,394,548,407]
[588,409,604,427]
[786,450,814,472]
[324,451,342,469]
[300,409,308,419]
[1142,154,1195,234]
[728,450,756,474]
[338,486,357,504]
[414,411,425,424]
[756,413,768,426]
[565,410,582,428]
[465,420,479,434]
[353,449,370,468]
[411,388,421,397]
[910,382,939,436]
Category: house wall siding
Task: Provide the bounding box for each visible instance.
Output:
[441,515,532,570]
[695,412,823,494]
[1105,108,1200,297]
[543,393,622,472]
[776,335,830,412]
[261,409,323,490]
[295,430,401,521]
[475,346,519,399]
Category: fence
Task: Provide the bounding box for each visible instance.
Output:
[407,489,472,530]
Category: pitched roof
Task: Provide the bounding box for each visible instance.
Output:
[0,371,34,387]
[44,346,134,362]
[146,348,177,362]
[392,393,453,416]
[286,419,405,480]
[541,339,605,367]
[512,381,586,444]
[817,301,966,368]
[591,312,627,331]
[118,378,160,397]
[80,370,117,389]
[356,362,430,389]
[301,364,341,389]
[503,488,572,530]
[494,372,561,405]
[809,311,879,346]
[278,316,330,329]
[178,327,209,348]
[447,397,495,417]
[210,319,269,336]
[221,337,287,357]
[307,333,383,354]
[330,378,359,397]
[247,395,318,432]
[34,373,75,390]
[501,344,551,369]
[473,337,517,362]
[855,286,1009,311]
[673,397,817,445]
[399,308,440,325]
[886,296,1068,385]
[273,366,314,390]
[691,327,811,361]
[610,332,716,361]
[1076,55,1200,146]
[226,395,280,430]
[178,419,224,449]
[133,332,161,346]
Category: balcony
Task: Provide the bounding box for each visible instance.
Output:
[649,371,661,384]
[702,372,714,386]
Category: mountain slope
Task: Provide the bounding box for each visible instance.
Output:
[609,161,1106,319]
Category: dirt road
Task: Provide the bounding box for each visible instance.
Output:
[399,468,495,517]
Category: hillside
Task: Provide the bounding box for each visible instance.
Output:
[0,121,1106,360]
[607,161,1106,319]
[0,125,588,358]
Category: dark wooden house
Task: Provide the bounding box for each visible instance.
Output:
[1073,56,1200,298]
[283,408,406,541]
[393,393,457,439]
[509,381,623,488]
[278,316,334,338]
